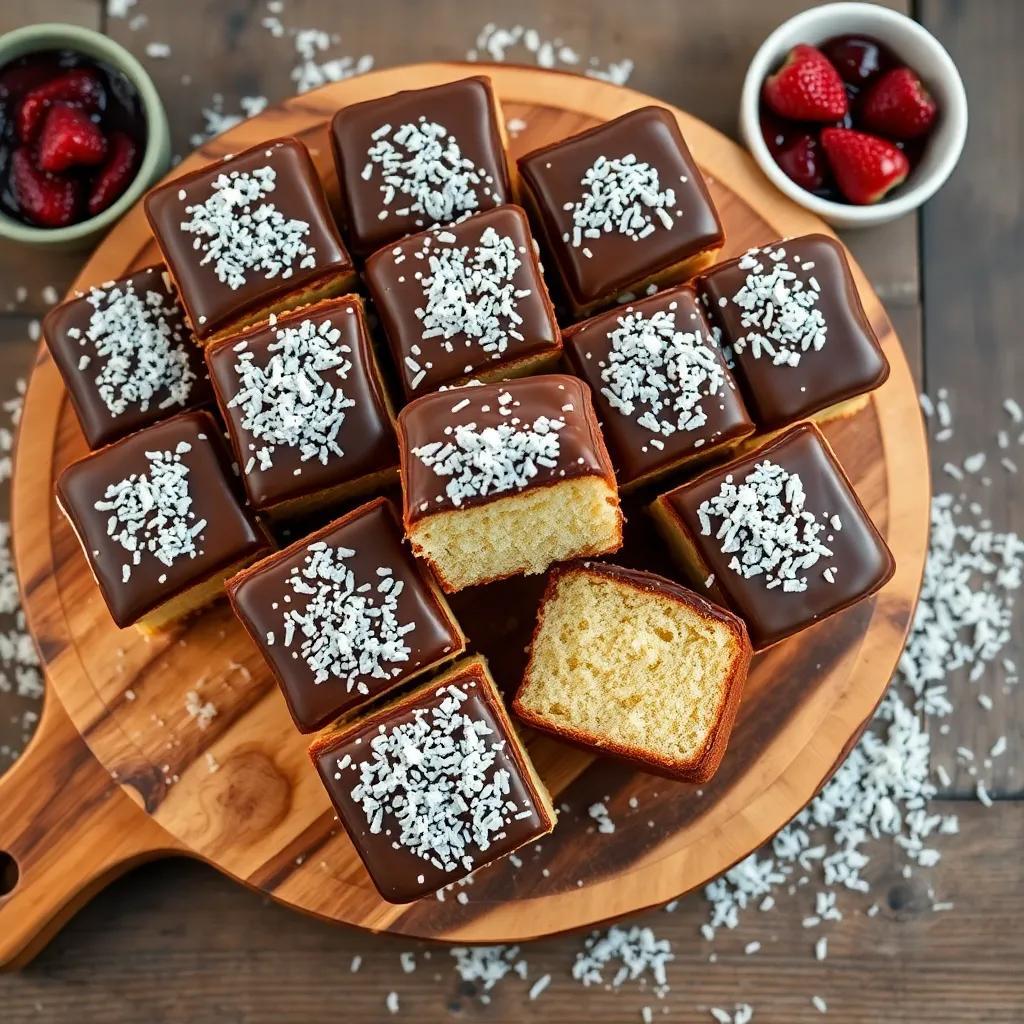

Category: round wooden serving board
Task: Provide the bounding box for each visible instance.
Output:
[1,63,929,968]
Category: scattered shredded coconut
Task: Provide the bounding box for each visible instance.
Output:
[94,441,206,583]
[408,227,528,377]
[274,542,414,692]
[572,925,673,995]
[341,682,534,871]
[697,460,837,593]
[451,944,528,995]
[588,801,616,834]
[228,316,355,469]
[190,94,270,146]
[185,690,217,729]
[180,163,317,290]
[362,118,492,230]
[725,245,827,367]
[412,396,565,507]
[468,24,633,85]
[599,307,727,437]
[566,154,677,248]
[81,278,197,419]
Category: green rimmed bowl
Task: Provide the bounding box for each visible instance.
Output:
[0,23,170,250]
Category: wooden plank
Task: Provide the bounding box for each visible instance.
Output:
[0,800,1018,1022]
[918,0,1024,797]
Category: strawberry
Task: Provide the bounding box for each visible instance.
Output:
[820,127,909,204]
[763,44,848,122]
[86,131,139,216]
[9,147,81,227]
[861,67,938,139]
[18,68,105,143]
[37,103,108,173]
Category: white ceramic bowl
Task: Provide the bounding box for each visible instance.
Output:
[740,2,968,228]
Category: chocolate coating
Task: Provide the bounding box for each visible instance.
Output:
[310,659,549,902]
[56,411,271,628]
[397,374,613,523]
[206,297,397,511]
[331,76,512,257]
[43,266,212,449]
[563,284,754,487]
[655,424,894,649]
[145,138,353,340]
[364,205,561,397]
[518,106,723,311]
[698,234,889,428]
[228,497,464,732]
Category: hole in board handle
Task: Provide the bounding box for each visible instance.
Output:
[0,850,18,897]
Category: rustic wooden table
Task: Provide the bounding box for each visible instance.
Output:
[0,2,1020,1021]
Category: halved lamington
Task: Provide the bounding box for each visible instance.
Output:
[514,561,751,783]
[396,375,623,591]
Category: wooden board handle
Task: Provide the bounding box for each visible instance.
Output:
[0,690,180,970]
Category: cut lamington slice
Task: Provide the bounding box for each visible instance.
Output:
[650,423,895,649]
[364,205,561,397]
[513,562,752,783]
[43,265,212,449]
[563,283,754,490]
[330,76,513,257]
[206,296,398,517]
[227,497,466,732]
[396,375,623,591]
[145,138,356,342]
[56,410,272,632]
[518,106,724,317]
[698,234,889,429]
[309,655,555,903]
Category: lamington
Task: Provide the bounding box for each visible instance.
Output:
[227,497,466,733]
[697,234,889,429]
[513,562,752,783]
[206,296,397,517]
[43,265,211,449]
[145,138,356,342]
[309,655,556,902]
[364,205,561,397]
[330,76,513,257]
[563,284,754,490]
[396,375,623,591]
[518,106,724,318]
[56,410,272,632]
[650,423,895,649]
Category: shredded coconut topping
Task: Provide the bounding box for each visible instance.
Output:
[362,117,492,228]
[82,278,196,418]
[726,245,827,367]
[180,164,317,290]
[566,153,676,247]
[94,441,206,583]
[274,542,414,692]
[228,317,355,471]
[409,227,529,380]
[412,393,565,507]
[697,460,837,592]
[341,681,531,871]
[599,307,727,437]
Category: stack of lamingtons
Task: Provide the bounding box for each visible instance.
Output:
[47,76,895,904]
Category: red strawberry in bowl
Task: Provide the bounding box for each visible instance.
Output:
[861,67,938,139]
[87,131,139,216]
[821,127,909,205]
[17,67,105,143]
[37,103,108,173]
[763,44,848,122]
[9,147,81,227]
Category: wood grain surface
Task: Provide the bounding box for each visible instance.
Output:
[0,2,1020,1022]
[0,61,928,964]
